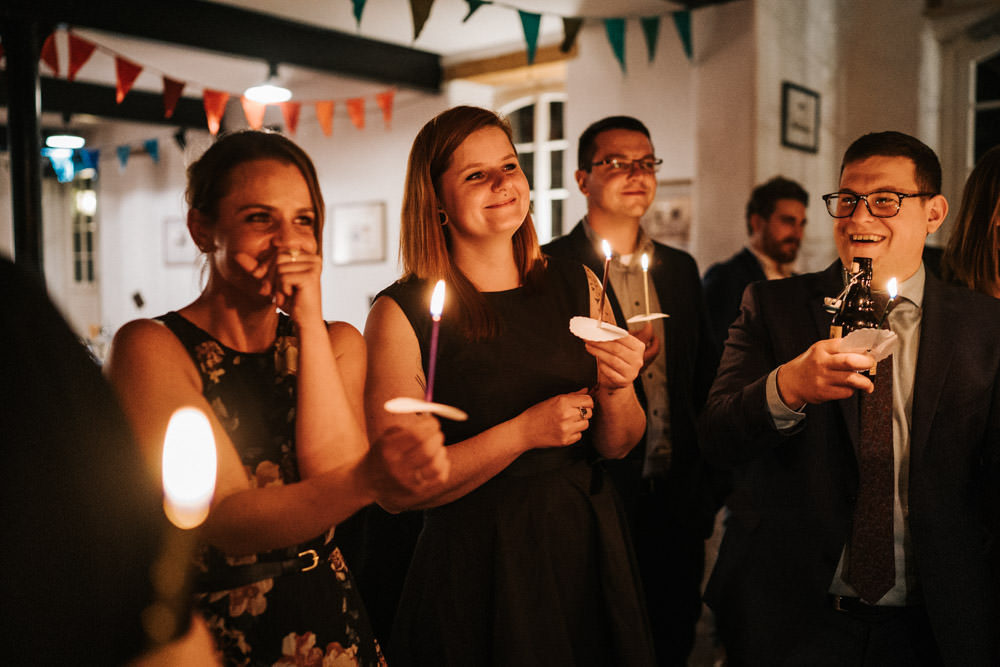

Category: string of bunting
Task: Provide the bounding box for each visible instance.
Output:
[351,0,694,71]
[34,29,397,138]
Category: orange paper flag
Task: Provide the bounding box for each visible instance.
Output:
[162,76,185,119]
[115,57,143,103]
[241,97,267,130]
[375,90,395,130]
[315,101,334,137]
[346,97,365,130]
[203,89,230,135]
[40,33,59,77]
[67,33,96,81]
[279,101,302,136]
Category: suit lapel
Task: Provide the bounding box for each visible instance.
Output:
[909,274,957,462]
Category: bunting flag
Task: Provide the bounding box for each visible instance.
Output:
[409,0,434,40]
[346,98,365,130]
[162,76,185,119]
[202,89,230,136]
[173,128,188,151]
[240,96,267,130]
[144,139,160,164]
[519,11,541,64]
[40,33,60,77]
[280,101,302,135]
[375,90,395,130]
[560,17,583,53]
[352,0,366,25]
[114,56,143,103]
[42,148,75,183]
[672,10,693,60]
[78,148,100,172]
[116,145,132,171]
[67,33,96,81]
[462,0,491,22]
[604,18,627,73]
[641,17,660,63]
[315,101,334,137]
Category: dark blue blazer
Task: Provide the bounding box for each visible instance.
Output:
[701,247,766,351]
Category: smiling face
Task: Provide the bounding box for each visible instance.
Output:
[436,126,531,244]
[575,129,657,222]
[753,198,807,264]
[834,155,947,287]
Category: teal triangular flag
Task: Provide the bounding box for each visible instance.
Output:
[116,145,131,171]
[561,17,583,53]
[462,0,491,22]
[519,11,541,64]
[410,0,434,40]
[672,10,692,60]
[352,0,366,26]
[640,16,660,63]
[144,138,159,164]
[604,18,626,73]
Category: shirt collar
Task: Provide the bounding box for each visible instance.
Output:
[581,216,653,267]
[748,245,795,279]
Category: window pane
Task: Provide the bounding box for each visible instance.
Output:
[974,108,1000,163]
[551,150,564,189]
[976,52,1000,103]
[520,150,535,187]
[510,105,535,145]
[549,101,564,140]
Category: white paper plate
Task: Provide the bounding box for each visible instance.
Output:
[383,397,468,421]
[626,312,670,324]
[569,316,629,342]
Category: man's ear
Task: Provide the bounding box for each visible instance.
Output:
[925,194,949,235]
[187,209,214,253]
[575,169,589,196]
[748,213,765,236]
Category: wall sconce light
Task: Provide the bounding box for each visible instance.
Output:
[244,62,291,104]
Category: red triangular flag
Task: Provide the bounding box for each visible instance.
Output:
[315,101,334,137]
[67,34,96,81]
[375,90,395,130]
[203,89,230,135]
[40,33,59,77]
[115,56,143,103]
[346,98,365,130]
[241,97,267,130]
[162,76,185,119]
[279,101,302,135]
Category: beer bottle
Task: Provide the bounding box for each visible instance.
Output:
[829,257,879,339]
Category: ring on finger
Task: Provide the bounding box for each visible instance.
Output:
[579,406,588,420]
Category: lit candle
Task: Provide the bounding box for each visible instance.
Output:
[641,252,650,317]
[425,280,446,402]
[162,406,217,529]
[878,277,898,329]
[597,240,612,325]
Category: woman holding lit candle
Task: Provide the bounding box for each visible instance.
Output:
[105,130,447,666]
[364,106,653,665]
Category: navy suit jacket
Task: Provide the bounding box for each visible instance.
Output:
[699,261,1000,666]
[702,247,766,352]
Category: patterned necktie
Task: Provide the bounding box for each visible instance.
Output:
[845,300,895,603]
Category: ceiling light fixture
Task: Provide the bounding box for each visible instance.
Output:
[46,133,86,149]
[244,63,292,104]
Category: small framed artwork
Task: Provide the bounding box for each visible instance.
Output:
[641,179,692,251]
[329,201,387,265]
[163,216,199,265]
[781,81,820,153]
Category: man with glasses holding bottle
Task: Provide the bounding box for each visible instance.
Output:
[543,116,720,667]
[699,131,1000,666]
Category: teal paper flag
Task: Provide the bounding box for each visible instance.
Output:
[561,17,583,53]
[672,10,692,60]
[116,145,131,171]
[144,139,159,164]
[352,0,366,26]
[519,11,541,64]
[410,0,434,40]
[604,18,626,73]
[640,16,660,62]
[462,0,491,22]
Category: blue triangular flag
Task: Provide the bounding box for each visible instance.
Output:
[117,145,132,171]
[352,0,366,26]
[144,138,160,164]
[42,148,75,183]
[604,18,626,73]
[462,0,491,22]
[672,10,692,60]
[519,11,541,64]
[640,16,660,63]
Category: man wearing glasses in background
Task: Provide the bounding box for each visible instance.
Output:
[543,116,721,667]
[699,131,1000,666]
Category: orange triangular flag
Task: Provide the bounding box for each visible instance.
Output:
[241,97,267,130]
[67,33,96,81]
[346,97,365,130]
[279,101,302,135]
[315,101,334,137]
[162,76,185,119]
[115,56,143,103]
[203,89,230,135]
[40,33,59,77]
[375,90,395,130]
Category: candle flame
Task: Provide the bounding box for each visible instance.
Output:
[887,277,897,299]
[162,407,217,529]
[602,239,612,259]
[430,280,446,318]
[641,253,649,271]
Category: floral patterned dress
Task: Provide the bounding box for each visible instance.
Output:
[158,311,385,667]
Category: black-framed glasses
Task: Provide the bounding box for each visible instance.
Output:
[821,191,937,218]
[589,157,663,173]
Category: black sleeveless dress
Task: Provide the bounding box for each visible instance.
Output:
[158,312,385,667]
[379,257,655,666]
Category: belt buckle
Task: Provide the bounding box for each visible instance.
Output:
[298,549,319,572]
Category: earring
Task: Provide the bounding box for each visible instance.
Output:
[439,210,448,226]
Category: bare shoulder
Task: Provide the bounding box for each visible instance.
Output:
[326,320,365,357]
[364,294,411,339]
[109,318,186,365]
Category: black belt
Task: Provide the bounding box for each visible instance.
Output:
[195,547,327,593]
[828,594,919,621]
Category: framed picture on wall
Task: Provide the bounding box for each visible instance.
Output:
[163,216,199,265]
[641,180,692,251]
[781,81,820,153]
[329,201,386,265]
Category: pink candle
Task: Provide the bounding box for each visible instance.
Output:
[425,280,446,402]
[597,240,612,325]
